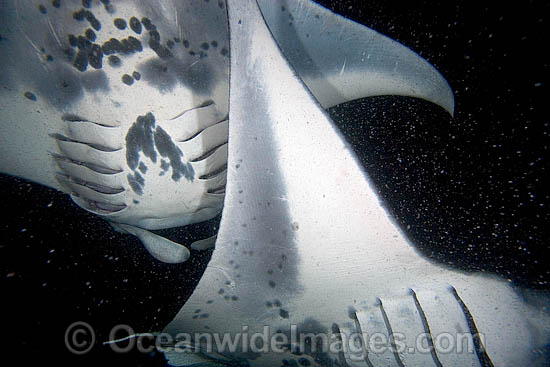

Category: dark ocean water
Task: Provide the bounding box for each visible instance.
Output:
[1,1,548,366]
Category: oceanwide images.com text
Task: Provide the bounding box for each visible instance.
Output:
[65,321,482,360]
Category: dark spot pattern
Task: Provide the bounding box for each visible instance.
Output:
[73,9,86,21]
[129,17,142,34]
[121,74,134,85]
[153,126,194,181]
[108,55,121,67]
[88,44,103,69]
[24,92,37,101]
[114,18,127,30]
[132,71,141,80]
[73,51,88,72]
[125,112,157,171]
[124,112,194,194]
[127,172,145,195]
[279,309,289,319]
[82,0,91,8]
[68,34,77,47]
[141,17,155,31]
[51,0,61,8]
[85,11,101,31]
[38,4,47,14]
[138,162,148,174]
[85,28,96,42]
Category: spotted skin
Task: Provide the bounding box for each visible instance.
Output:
[0,0,230,235]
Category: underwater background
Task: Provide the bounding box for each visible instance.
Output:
[1,0,548,366]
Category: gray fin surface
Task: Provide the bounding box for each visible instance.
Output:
[112,223,190,264]
[258,0,455,114]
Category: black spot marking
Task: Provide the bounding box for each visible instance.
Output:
[85,29,96,41]
[153,126,194,181]
[200,42,209,50]
[194,309,201,313]
[133,200,140,204]
[298,358,311,366]
[221,47,229,56]
[149,30,160,42]
[125,112,157,170]
[173,37,180,43]
[24,92,37,101]
[218,1,224,9]
[149,39,172,59]
[279,309,289,319]
[127,172,144,195]
[218,288,224,294]
[266,301,273,308]
[68,34,77,47]
[102,38,122,55]
[52,0,61,8]
[231,296,238,301]
[121,74,133,85]
[269,280,276,288]
[73,9,86,21]
[160,159,169,171]
[88,44,103,69]
[166,40,174,49]
[129,17,142,34]
[274,300,282,307]
[82,0,91,8]
[132,71,141,80]
[114,18,127,30]
[85,11,101,31]
[46,55,54,62]
[138,162,147,174]
[211,40,218,48]
[38,4,47,14]
[182,39,189,48]
[77,35,92,50]
[73,51,88,72]
[125,36,143,52]
[141,17,155,31]
[108,55,121,67]
[206,300,213,304]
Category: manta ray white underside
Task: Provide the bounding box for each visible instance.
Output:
[0,0,452,263]
[1,1,548,366]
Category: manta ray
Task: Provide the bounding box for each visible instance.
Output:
[0,0,451,263]
[1,0,548,366]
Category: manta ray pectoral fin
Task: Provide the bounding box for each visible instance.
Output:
[111,223,190,264]
[258,0,455,115]
[190,234,217,251]
[160,1,547,366]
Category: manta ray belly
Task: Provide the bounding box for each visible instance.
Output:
[0,0,230,231]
